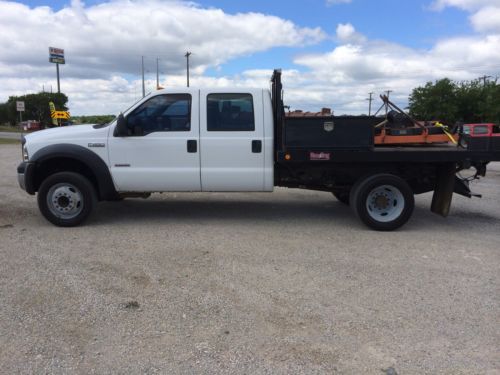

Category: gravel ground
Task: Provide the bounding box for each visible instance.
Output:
[0,144,499,374]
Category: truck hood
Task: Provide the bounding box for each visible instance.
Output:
[25,124,101,143]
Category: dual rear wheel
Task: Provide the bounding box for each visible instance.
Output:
[333,174,415,231]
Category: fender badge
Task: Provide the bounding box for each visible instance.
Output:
[88,143,105,148]
[324,121,334,132]
[310,152,330,161]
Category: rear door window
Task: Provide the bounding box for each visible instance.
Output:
[207,93,255,131]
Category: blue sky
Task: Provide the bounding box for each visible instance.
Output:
[1,0,499,115]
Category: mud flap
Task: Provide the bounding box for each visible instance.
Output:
[431,163,456,217]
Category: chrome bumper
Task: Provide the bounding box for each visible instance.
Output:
[17,162,34,194]
[17,172,26,191]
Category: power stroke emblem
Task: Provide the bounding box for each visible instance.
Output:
[88,143,105,148]
[324,121,334,132]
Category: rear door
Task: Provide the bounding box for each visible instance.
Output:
[199,89,265,191]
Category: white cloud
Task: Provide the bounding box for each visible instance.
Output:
[470,6,500,32]
[431,0,500,11]
[326,0,352,5]
[285,28,500,114]
[431,0,500,34]
[0,0,325,112]
[335,23,366,43]
[0,0,499,116]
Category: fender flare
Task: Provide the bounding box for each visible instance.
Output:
[30,143,118,200]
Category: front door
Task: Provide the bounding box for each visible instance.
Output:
[108,92,201,192]
[199,90,265,191]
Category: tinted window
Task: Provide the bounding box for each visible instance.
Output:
[473,125,489,135]
[126,94,191,136]
[207,93,255,131]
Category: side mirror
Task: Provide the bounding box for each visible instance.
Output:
[113,113,128,137]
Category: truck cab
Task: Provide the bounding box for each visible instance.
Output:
[463,123,500,137]
[109,88,274,192]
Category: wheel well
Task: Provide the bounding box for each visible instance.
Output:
[34,158,100,198]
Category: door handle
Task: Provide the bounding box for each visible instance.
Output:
[252,140,262,153]
[187,140,197,153]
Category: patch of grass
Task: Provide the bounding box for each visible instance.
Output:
[0,138,20,145]
[0,125,22,133]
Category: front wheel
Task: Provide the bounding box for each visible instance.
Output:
[37,172,97,227]
[350,174,414,231]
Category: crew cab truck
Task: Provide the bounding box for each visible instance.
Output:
[17,70,500,230]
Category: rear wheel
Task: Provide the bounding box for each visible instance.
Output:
[350,174,414,231]
[37,172,97,227]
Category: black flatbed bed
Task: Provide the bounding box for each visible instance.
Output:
[278,146,500,164]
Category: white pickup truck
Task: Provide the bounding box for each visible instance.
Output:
[17,70,500,230]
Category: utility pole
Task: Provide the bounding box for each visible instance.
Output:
[366,92,374,116]
[479,75,491,87]
[185,51,192,87]
[478,75,492,122]
[141,56,145,98]
[385,90,393,115]
[156,57,160,89]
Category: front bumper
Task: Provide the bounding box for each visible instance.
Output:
[17,162,35,195]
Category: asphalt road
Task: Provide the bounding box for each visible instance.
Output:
[0,144,499,374]
[0,131,21,140]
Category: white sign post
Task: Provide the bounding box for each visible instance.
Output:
[16,101,25,140]
[49,47,65,93]
[16,101,25,112]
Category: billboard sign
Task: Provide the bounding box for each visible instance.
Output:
[49,47,65,64]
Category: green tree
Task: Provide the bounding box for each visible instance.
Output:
[409,78,500,124]
[72,115,115,125]
[408,78,458,123]
[4,92,68,128]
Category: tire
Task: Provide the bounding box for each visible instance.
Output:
[350,174,414,231]
[37,172,97,227]
[332,191,350,205]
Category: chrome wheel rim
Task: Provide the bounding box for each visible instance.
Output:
[366,185,404,222]
[46,183,83,219]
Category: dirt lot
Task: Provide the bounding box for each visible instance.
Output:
[0,144,499,374]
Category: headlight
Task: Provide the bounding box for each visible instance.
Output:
[22,145,29,161]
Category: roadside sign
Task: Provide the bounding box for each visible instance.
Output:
[51,111,70,120]
[16,101,25,112]
[49,47,65,64]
